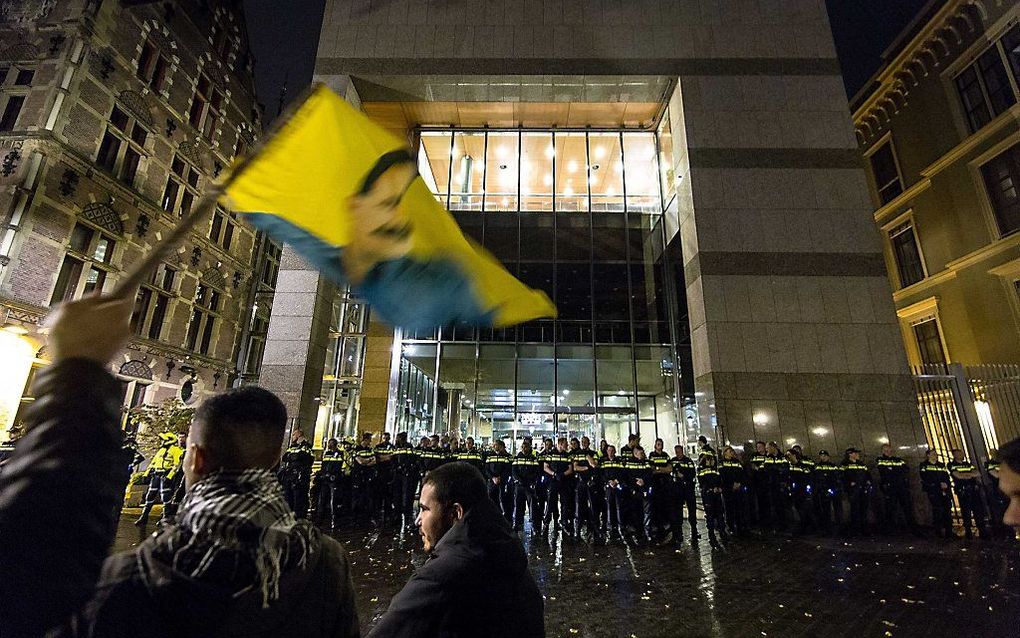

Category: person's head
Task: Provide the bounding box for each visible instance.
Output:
[634,446,646,460]
[755,441,766,453]
[177,433,188,447]
[952,448,965,462]
[382,432,391,443]
[655,438,664,453]
[521,437,533,454]
[819,450,830,462]
[701,454,716,468]
[466,436,475,450]
[494,439,506,454]
[581,436,591,449]
[417,462,486,552]
[600,439,608,453]
[557,437,568,452]
[185,386,288,490]
[606,445,617,459]
[925,448,939,463]
[723,446,737,461]
[569,437,580,451]
[326,438,338,451]
[628,433,639,447]
[881,443,892,456]
[675,444,685,458]
[791,444,803,456]
[542,438,553,451]
[396,431,408,446]
[698,435,708,447]
[420,436,431,448]
[766,441,779,455]
[291,430,305,444]
[786,449,799,463]
[995,438,1020,529]
[846,448,860,463]
[360,432,372,446]
[430,434,440,445]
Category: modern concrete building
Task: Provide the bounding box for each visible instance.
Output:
[853,0,1020,369]
[263,0,925,458]
[0,0,275,436]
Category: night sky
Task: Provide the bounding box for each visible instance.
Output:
[242,0,932,121]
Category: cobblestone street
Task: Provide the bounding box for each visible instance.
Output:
[115,512,1020,638]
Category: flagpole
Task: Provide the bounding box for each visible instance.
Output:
[110,83,322,300]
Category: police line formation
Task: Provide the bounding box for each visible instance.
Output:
[130,430,1013,545]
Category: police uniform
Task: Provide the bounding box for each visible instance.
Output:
[647,450,672,538]
[483,447,513,521]
[279,440,314,519]
[375,440,396,521]
[788,458,814,534]
[876,453,920,535]
[763,452,791,531]
[697,462,726,543]
[919,457,953,538]
[317,447,345,527]
[543,447,575,534]
[948,457,988,539]
[623,455,652,540]
[457,445,485,473]
[749,449,770,527]
[351,443,377,520]
[718,456,748,536]
[511,448,542,531]
[571,446,599,538]
[392,442,420,526]
[986,457,1010,538]
[136,435,185,526]
[600,455,626,538]
[670,453,699,540]
[813,454,844,533]
[842,452,873,536]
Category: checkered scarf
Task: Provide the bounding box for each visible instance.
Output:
[155,469,315,608]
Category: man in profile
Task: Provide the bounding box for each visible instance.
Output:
[996,437,1020,531]
[369,462,544,637]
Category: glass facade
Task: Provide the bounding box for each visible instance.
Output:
[393,128,689,450]
[316,286,370,444]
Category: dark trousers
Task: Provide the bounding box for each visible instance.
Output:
[316,476,341,525]
[671,485,698,537]
[766,483,789,531]
[351,470,374,520]
[139,471,174,521]
[624,488,650,537]
[792,490,814,534]
[722,487,746,534]
[956,487,987,537]
[513,479,541,529]
[649,477,671,534]
[818,489,844,533]
[574,479,599,534]
[753,481,770,527]
[605,483,625,535]
[589,480,607,531]
[926,490,953,537]
[880,486,919,533]
[846,487,869,535]
[375,468,394,519]
[703,491,725,533]
[394,472,418,522]
[282,476,311,519]
[487,477,513,522]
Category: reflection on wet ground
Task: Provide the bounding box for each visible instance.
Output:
[114,516,1019,637]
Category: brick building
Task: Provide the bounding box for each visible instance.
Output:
[0,0,276,437]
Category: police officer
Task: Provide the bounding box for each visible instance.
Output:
[842,447,873,536]
[484,439,513,522]
[511,437,542,532]
[748,441,770,529]
[420,436,443,475]
[625,446,653,542]
[670,444,699,542]
[601,445,626,540]
[647,438,672,541]
[986,449,1011,539]
[698,454,727,546]
[620,433,640,458]
[535,437,555,528]
[391,432,419,529]
[719,446,748,537]
[787,448,814,535]
[949,448,988,539]
[585,436,607,537]
[457,436,485,473]
[876,443,921,536]
[136,431,185,528]
[317,438,345,528]
[814,450,843,534]
[277,430,314,520]
[375,432,396,522]
[763,441,790,532]
[570,437,598,540]
[351,432,377,522]
[543,437,575,535]
[919,448,954,539]
[697,435,716,465]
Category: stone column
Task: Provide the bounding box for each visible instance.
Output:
[258,248,335,441]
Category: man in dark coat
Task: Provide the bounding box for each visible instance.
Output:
[369,461,544,638]
[0,294,359,638]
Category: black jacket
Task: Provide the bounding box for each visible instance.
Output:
[0,360,359,638]
[368,498,544,638]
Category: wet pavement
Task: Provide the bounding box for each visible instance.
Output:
[115,511,1019,637]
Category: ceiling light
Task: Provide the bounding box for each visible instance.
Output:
[811,427,828,436]
[594,146,606,160]
[545,145,554,159]
[567,160,578,173]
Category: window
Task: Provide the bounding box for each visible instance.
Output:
[260,240,281,288]
[913,319,947,365]
[186,283,221,355]
[868,139,904,205]
[13,69,33,86]
[980,143,1020,237]
[211,23,232,58]
[209,207,235,250]
[96,106,148,186]
[136,39,168,92]
[244,313,269,375]
[131,264,176,340]
[955,27,1020,134]
[161,154,200,216]
[889,221,925,288]
[50,223,116,304]
[0,96,24,131]
[189,73,223,141]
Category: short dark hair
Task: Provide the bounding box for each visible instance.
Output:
[999,437,1020,473]
[422,462,487,512]
[194,386,287,470]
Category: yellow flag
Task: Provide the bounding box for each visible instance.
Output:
[222,84,556,329]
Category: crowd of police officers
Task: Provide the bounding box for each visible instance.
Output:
[275,430,1014,545]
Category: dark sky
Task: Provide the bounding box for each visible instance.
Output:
[242,0,932,120]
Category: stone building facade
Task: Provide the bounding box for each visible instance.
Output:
[854,0,1020,368]
[261,0,926,462]
[0,0,274,436]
